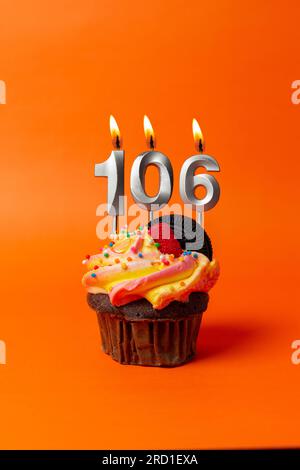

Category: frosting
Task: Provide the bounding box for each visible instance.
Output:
[82,227,219,310]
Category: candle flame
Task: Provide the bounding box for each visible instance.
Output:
[110,115,122,149]
[144,115,156,149]
[192,118,205,153]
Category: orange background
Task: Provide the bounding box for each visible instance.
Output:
[0,0,300,449]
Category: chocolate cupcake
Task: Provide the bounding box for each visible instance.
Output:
[88,292,209,366]
[82,224,219,367]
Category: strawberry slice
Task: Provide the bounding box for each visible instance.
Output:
[149,222,182,257]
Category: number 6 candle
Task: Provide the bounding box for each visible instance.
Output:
[180,118,220,229]
[94,115,125,233]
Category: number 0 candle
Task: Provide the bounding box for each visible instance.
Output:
[130,115,173,223]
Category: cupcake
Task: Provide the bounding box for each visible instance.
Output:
[82,220,219,367]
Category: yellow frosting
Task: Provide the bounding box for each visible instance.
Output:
[82,227,219,310]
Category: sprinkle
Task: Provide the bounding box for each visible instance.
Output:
[131,246,137,254]
[169,254,175,260]
[187,251,192,255]
[178,256,184,262]
[104,252,109,258]
[109,242,114,247]
[154,242,160,248]
[126,232,130,238]
[104,245,108,249]
[99,247,103,252]
[82,259,87,264]
[162,259,170,266]
[114,258,120,264]
[91,273,97,278]
[192,253,198,259]
[86,255,91,259]
[138,252,143,258]
[93,265,99,270]
[127,256,132,262]
[180,281,186,287]
[121,262,128,270]
[139,226,143,230]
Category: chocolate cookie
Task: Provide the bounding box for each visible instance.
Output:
[148,214,213,260]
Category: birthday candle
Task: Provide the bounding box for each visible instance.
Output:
[130,115,173,224]
[179,118,220,246]
[95,115,125,233]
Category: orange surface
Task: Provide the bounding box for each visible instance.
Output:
[0,0,300,450]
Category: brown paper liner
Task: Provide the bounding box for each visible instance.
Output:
[96,312,203,367]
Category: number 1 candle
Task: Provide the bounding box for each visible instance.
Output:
[94,115,125,233]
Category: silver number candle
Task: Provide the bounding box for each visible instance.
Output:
[94,115,124,233]
[130,116,173,223]
[180,119,220,229]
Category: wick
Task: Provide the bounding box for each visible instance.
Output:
[116,135,121,150]
[150,135,155,150]
[198,139,204,153]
